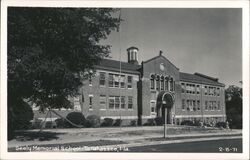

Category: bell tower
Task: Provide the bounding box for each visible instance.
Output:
[127,46,139,65]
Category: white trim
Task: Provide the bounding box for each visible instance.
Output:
[100,116,137,120]
[175,114,226,118]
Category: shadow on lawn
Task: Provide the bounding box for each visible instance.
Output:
[14,130,65,141]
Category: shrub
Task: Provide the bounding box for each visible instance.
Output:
[65,112,85,128]
[44,121,57,128]
[55,118,65,128]
[180,120,193,126]
[130,120,137,126]
[215,122,227,128]
[154,117,164,126]
[101,118,114,127]
[113,119,122,127]
[85,115,101,128]
[143,119,155,126]
[31,118,43,129]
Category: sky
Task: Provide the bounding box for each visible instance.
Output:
[101,8,242,87]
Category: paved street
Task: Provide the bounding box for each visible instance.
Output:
[128,138,242,153]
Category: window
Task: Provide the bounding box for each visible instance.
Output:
[182,99,185,110]
[181,83,185,93]
[197,100,200,110]
[205,101,208,110]
[120,75,125,88]
[99,72,106,86]
[100,95,106,110]
[109,74,114,87]
[204,86,208,95]
[196,85,200,94]
[115,96,120,109]
[150,101,156,113]
[100,95,106,105]
[156,75,160,90]
[170,78,174,91]
[109,73,119,88]
[150,75,155,89]
[160,76,164,90]
[217,88,220,96]
[121,96,125,109]
[209,101,212,110]
[128,96,133,109]
[165,77,169,91]
[217,101,220,110]
[127,76,133,89]
[89,95,93,109]
[193,100,196,111]
[187,100,190,111]
[108,96,115,109]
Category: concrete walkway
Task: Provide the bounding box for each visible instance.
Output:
[8,126,242,148]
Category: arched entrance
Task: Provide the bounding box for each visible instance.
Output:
[156,91,174,124]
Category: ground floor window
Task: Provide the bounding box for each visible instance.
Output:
[128,96,133,109]
[150,101,156,113]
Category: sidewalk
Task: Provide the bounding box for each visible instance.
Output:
[8,126,242,150]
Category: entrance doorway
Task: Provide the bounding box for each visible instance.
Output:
[156,91,174,124]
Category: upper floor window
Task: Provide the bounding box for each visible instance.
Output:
[156,75,160,90]
[150,75,155,90]
[217,88,220,96]
[99,72,106,86]
[165,77,169,91]
[127,76,133,89]
[120,75,125,88]
[181,83,185,93]
[160,76,164,91]
[170,77,174,91]
[196,85,200,94]
[204,86,208,95]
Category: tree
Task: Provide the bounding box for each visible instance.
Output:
[225,85,242,129]
[8,7,120,139]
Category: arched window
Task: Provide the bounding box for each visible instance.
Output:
[150,74,155,90]
[165,77,169,91]
[160,76,164,90]
[170,77,174,91]
[156,75,160,90]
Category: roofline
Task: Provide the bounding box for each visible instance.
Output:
[194,73,218,82]
[143,55,179,70]
[180,79,225,87]
[95,65,140,75]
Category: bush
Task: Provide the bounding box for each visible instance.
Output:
[65,112,85,128]
[130,120,137,126]
[180,120,193,126]
[113,119,122,127]
[143,119,155,126]
[101,118,114,127]
[154,117,164,126]
[55,118,65,128]
[85,115,101,128]
[31,118,43,129]
[215,122,227,128]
